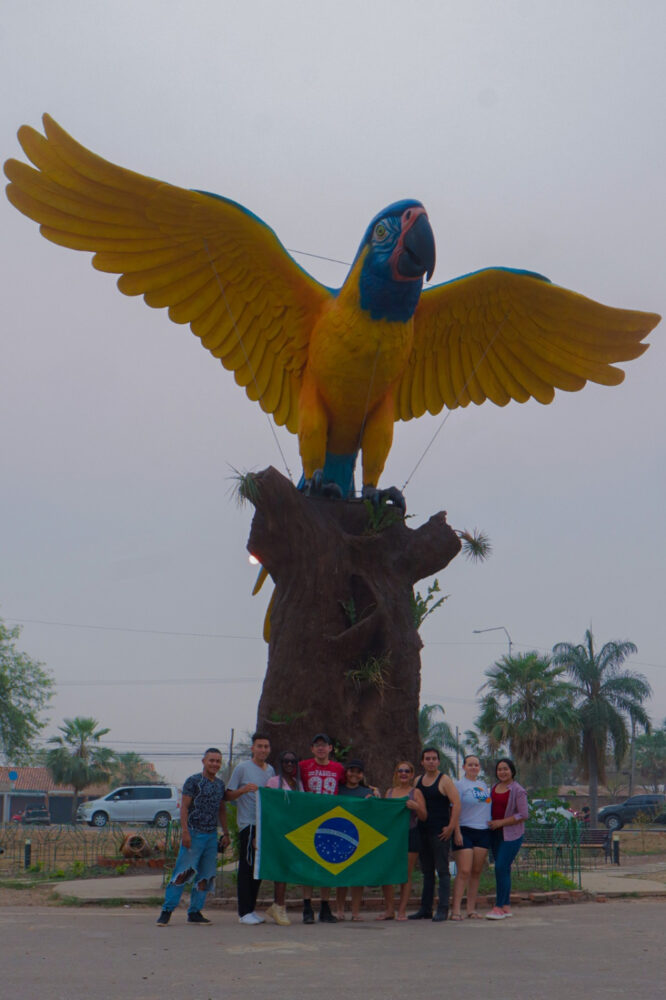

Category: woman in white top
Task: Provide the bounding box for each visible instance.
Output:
[450,755,492,920]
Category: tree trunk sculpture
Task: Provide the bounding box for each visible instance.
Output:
[246,467,462,790]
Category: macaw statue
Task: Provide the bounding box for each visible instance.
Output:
[5,116,660,508]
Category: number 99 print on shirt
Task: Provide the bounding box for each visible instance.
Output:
[299,758,347,795]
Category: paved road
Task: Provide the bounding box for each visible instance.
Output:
[2,899,663,1000]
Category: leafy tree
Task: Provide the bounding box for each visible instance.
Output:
[0,617,54,763]
[108,752,163,786]
[46,717,116,821]
[635,719,666,792]
[418,703,461,776]
[552,629,651,827]
[476,651,578,786]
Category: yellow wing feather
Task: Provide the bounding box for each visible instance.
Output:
[396,268,659,419]
[5,115,332,434]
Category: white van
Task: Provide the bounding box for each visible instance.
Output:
[76,785,179,828]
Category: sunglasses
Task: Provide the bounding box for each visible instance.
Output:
[397,768,413,774]
[282,758,297,765]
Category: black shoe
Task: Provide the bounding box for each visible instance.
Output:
[156,909,171,926]
[318,901,338,923]
[432,910,449,922]
[303,905,315,925]
[407,908,433,920]
[187,911,211,924]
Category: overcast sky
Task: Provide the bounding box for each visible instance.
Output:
[2,1,664,784]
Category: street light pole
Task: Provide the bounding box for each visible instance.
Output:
[472,625,513,657]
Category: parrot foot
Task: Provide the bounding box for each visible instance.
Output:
[362,484,406,512]
[302,470,344,500]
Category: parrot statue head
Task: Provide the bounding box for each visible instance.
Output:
[354,199,436,322]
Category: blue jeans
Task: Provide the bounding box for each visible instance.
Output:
[163,830,218,914]
[491,833,523,908]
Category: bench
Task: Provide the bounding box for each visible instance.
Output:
[522,826,619,866]
[579,828,619,865]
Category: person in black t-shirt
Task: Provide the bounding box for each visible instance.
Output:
[408,746,461,922]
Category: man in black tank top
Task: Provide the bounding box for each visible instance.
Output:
[408,747,461,921]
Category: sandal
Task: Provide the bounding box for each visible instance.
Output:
[351,915,363,922]
[450,914,464,921]
[467,912,482,919]
[375,912,395,921]
[396,914,408,921]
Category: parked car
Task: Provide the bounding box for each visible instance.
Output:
[21,807,51,825]
[597,794,666,831]
[76,785,179,828]
[530,798,575,823]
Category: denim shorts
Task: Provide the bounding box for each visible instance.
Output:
[452,825,491,851]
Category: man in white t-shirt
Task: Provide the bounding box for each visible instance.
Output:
[227,732,275,925]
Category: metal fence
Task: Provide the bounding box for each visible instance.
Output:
[0,822,174,877]
[515,820,613,889]
[2,820,608,893]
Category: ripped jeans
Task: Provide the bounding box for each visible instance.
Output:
[163,829,218,914]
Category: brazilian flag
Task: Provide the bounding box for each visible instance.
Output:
[255,788,409,886]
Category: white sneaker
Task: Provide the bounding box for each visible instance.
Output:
[250,911,266,923]
[239,913,262,925]
[485,908,507,920]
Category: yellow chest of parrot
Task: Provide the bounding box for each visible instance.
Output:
[307,295,414,423]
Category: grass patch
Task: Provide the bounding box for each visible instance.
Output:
[0,878,44,890]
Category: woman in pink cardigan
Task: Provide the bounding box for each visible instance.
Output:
[486,758,529,920]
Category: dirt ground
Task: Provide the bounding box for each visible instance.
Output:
[0,884,57,907]
[1,897,664,1000]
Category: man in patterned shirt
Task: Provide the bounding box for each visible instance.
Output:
[156,748,230,926]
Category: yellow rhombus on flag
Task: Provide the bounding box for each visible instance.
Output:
[255,787,408,887]
[286,804,388,876]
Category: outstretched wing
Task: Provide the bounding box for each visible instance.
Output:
[395,267,660,420]
[4,115,332,432]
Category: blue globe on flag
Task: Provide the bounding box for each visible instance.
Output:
[314,816,360,863]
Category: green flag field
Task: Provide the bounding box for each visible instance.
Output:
[255,787,409,887]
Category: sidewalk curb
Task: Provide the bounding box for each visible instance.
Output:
[50,885,666,908]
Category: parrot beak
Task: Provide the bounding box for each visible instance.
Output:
[397,211,436,281]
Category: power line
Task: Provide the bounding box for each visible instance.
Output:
[429,636,666,671]
[286,247,350,268]
[8,618,666,672]
[56,676,262,687]
[6,617,262,641]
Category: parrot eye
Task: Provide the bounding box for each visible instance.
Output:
[373,222,388,241]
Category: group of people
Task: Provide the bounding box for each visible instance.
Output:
[155,731,528,927]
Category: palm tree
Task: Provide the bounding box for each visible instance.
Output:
[109,752,162,786]
[635,719,666,793]
[552,630,651,826]
[476,651,578,786]
[46,717,116,821]
[462,727,508,780]
[418,703,461,776]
